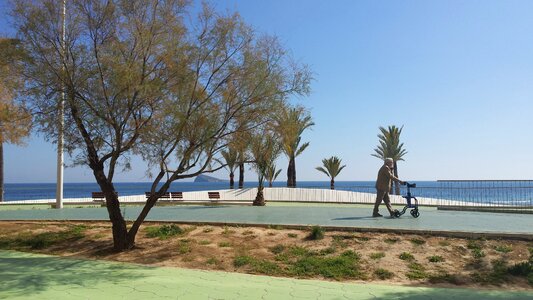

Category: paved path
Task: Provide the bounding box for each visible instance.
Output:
[0,205,532,238]
[1,250,531,300]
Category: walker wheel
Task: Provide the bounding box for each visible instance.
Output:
[394,210,401,218]
[410,209,420,218]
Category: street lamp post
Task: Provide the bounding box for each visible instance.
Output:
[55,0,66,209]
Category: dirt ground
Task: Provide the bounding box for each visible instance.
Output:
[0,221,532,290]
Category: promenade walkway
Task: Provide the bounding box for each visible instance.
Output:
[0,205,532,239]
[1,250,532,300]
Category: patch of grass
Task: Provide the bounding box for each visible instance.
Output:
[472,259,509,285]
[178,239,192,254]
[234,255,253,267]
[357,236,370,242]
[267,232,276,236]
[289,250,363,280]
[242,230,254,235]
[384,238,398,244]
[472,248,486,259]
[319,247,336,256]
[233,255,282,275]
[145,224,183,239]
[288,246,312,257]
[406,262,427,280]
[270,244,285,254]
[199,240,211,245]
[374,268,394,280]
[307,225,325,240]
[428,272,461,284]
[222,226,235,235]
[428,255,445,263]
[467,240,483,251]
[0,225,87,250]
[399,252,414,261]
[410,238,426,246]
[494,245,513,253]
[287,233,298,238]
[370,252,385,260]
[218,241,232,248]
[206,257,218,265]
[203,227,213,233]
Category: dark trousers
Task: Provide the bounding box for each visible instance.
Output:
[373,189,394,215]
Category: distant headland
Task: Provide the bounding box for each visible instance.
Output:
[194,175,227,183]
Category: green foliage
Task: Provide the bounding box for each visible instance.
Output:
[178,240,191,254]
[384,238,399,244]
[289,250,363,280]
[0,225,86,250]
[472,248,486,259]
[206,258,219,265]
[374,268,394,280]
[233,255,282,275]
[307,226,325,240]
[218,241,232,248]
[315,156,346,181]
[270,244,285,254]
[234,255,254,267]
[494,245,513,253]
[199,240,211,245]
[406,263,427,280]
[410,238,426,246]
[370,252,385,260]
[287,233,298,238]
[399,252,414,261]
[145,225,183,239]
[428,255,445,263]
[371,125,408,162]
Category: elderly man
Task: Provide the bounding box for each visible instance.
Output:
[373,158,404,217]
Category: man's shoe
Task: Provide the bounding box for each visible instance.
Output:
[372,213,383,217]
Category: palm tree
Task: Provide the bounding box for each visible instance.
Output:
[371,125,408,195]
[250,131,281,206]
[221,148,238,189]
[265,164,282,187]
[316,156,346,190]
[274,106,314,187]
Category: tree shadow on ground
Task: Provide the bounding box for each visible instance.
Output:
[374,288,533,300]
[0,250,150,298]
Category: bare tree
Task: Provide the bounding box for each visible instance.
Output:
[13,0,310,250]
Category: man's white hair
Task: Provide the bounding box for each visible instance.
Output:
[384,158,394,164]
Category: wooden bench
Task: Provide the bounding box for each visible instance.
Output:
[145,192,183,200]
[92,192,106,202]
[208,192,220,202]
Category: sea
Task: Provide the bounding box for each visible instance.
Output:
[3,180,533,206]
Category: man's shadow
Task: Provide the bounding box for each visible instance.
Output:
[332,216,396,220]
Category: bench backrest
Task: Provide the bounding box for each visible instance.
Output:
[208,192,220,199]
[145,192,183,199]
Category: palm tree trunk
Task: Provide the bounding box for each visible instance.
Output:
[269,180,273,188]
[253,183,265,206]
[238,163,244,189]
[0,142,3,202]
[229,172,234,189]
[287,156,296,187]
[330,179,334,190]
[394,161,400,195]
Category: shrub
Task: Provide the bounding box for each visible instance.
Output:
[374,268,394,280]
[270,244,285,254]
[370,252,385,260]
[494,245,512,253]
[234,255,253,267]
[406,263,427,280]
[428,255,444,263]
[287,233,298,238]
[399,252,414,261]
[384,238,398,244]
[410,238,426,246]
[218,241,232,248]
[145,224,183,239]
[307,226,325,240]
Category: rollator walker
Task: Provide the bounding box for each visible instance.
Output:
[393,182,420,218]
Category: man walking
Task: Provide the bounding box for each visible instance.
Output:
[373,158,404,217]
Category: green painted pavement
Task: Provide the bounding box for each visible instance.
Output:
[0,250,531,300]
[0,205,531,237]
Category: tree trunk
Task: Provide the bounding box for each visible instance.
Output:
[229,172,234,189]
[269,180,273,188]
[394,161,400,195]
[330,179,334,190]
[287,156,296,187]
[253,185,265,206]
[92,167,128,251]
[0,142,3,202]
[238,163,244,189]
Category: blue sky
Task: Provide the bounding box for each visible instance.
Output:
[3,0,533,183]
